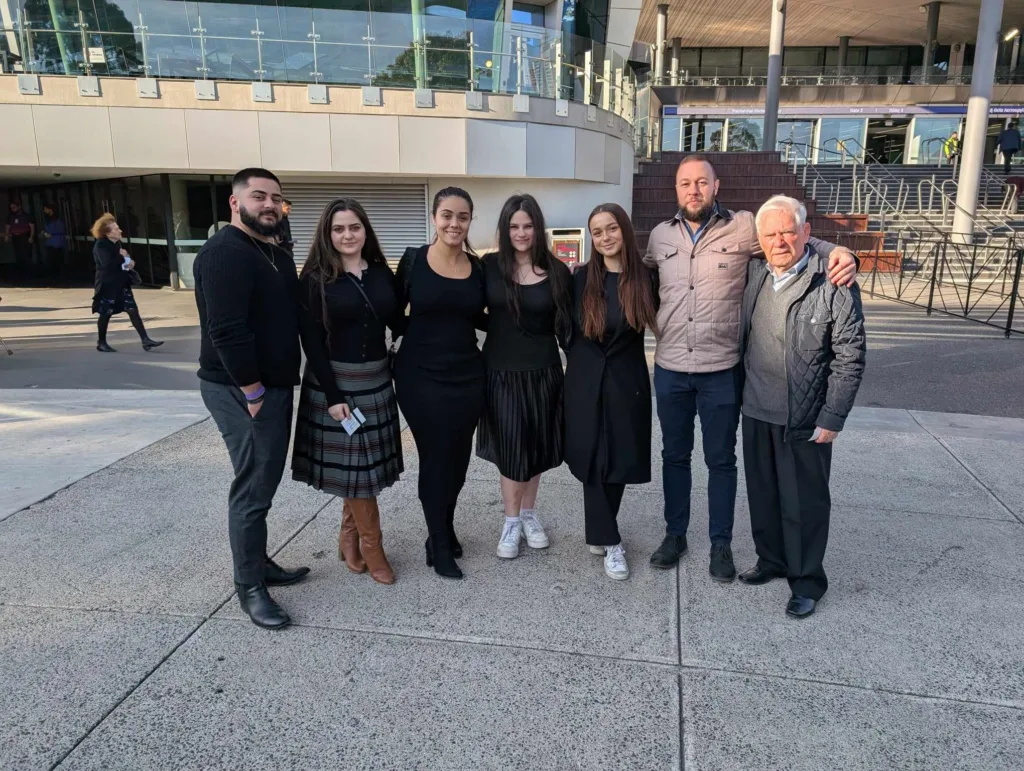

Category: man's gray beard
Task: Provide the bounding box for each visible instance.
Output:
[682,200,715,224]
[239,204,279,237]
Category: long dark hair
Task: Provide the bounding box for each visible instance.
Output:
[431,186,477,257]
[581,203,658,341]
[300,197,387,342]
[495,193,571,339]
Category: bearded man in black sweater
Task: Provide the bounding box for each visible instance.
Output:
[194,167,310,629]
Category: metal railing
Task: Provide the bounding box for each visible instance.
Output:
[651,64,1024,88]
[824,229,1024,337]
[0,5,635,123]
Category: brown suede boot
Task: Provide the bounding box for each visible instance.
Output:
[339,500,366,574]
[349,498,395,585]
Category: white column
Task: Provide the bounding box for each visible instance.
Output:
[953,0,1004,240]
[763,0,787,151]
[670,37,681,86]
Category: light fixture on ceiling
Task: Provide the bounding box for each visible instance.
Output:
[1004,28,1020,42]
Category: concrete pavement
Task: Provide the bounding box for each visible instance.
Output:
[1,398,1022,770]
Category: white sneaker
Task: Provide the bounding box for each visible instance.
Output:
[520,511,550,548]
[589,545,606,555]
[497,519,523,559]
[604,544,629,580]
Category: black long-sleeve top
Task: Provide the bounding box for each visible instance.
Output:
[298,261,399,406]
[394,245,488,381]
[193,225,301,388]
[480,253,572,371]
[92,238,131,301]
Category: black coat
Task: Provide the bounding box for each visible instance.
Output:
[92,238,132,314]
[563,263,656,486]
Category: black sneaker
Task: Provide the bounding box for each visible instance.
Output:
[650,534,688,569]
[709,543,736,583]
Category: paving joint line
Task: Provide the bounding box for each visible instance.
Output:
[908,412,1024,527]
[0,415,211,526]
[49,495,336,770]
[0,601,213,619]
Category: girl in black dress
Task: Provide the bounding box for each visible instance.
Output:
[90,213,162,353]
[393,187,487,580]
[563,203,659,581]
[476,194,573,560]
[292,198,403,585]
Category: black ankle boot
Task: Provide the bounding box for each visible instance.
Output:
[425,536,463,579]
[236,582,291,629]
[96,341,116,353]
[141,338,164,351]
[446,505,462,558]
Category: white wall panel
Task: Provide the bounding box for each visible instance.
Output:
[33,105,113,167]
[0,105,38,166]
[184,110,261,171]
[467,120,527,177]
[399,117,467,175]
[259,113,331,172]
[331,115,401,173]
[109,107,189,169]
[526,123,575,179]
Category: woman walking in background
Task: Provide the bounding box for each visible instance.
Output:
[292,198,403,585]
[91,213,162,353]
[564,203,659,581]
[393,187,487,580]
[477,194,573,560]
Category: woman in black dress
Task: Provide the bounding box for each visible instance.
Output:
[564,203,659,581]
[90,213,162,353]
[393,187,487,579]
[476,194,572,560]
[292,198,403,585]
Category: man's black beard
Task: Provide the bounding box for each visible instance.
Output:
[682,200,715,225]
[239,204,279,237]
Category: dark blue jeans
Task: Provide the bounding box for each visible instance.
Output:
[654,364,741,545]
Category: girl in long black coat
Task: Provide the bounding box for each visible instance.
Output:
[564,203,659,581]
[90,213,162,353]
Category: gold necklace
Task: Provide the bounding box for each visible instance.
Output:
[246,231,278,272]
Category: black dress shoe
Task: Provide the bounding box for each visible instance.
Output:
[142,338,164,351]
[264,559,310,587]
[738,565,785,586]
[96,341,116,353]
[425,537,463,579]
[709,543,737,583]
[650,534,688,569]
[236,583,291,629]
[786,595,817,619]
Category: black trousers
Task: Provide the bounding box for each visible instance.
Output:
[742,416,832,601]
[1005,149,1017,174]
[201,382,293,585]
[396,367,485,542]
[584,482,625,546]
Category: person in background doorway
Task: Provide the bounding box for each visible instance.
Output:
[42,205,67,274]
[944,131,960,164]
[91,213,163,353]
[4,201,35,272]
[477,194,573,561]
[563,203,659,582]
[292,198,403,585]
[277,199,294,255]
[738,195,866,619]
[998,121,1022,174]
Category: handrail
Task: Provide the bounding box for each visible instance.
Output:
[780,140,841,214]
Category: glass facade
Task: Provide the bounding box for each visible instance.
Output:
[816,118,867,163]
[0,0,631,113]
[909,117,962,164]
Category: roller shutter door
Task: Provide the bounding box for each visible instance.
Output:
[284,183,428,268]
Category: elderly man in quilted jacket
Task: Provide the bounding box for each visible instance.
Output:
[644,154,858,583]
[737,195,866,619]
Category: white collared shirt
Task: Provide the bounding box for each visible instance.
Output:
[767,247,811,291]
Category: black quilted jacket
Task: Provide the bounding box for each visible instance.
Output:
[739,249,867,440]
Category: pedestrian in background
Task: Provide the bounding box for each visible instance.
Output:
[738,195,866,619]
[4,200,34,273]
[42,204,66,274]
[292,198,403,585]
[998,121,1021,174]
[90,213,162,353]
[564,203,659,581]
[393,187,487,580]
[277,198,295,255]
[477,194,573,560]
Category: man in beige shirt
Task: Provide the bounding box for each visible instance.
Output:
[644,153,857,582]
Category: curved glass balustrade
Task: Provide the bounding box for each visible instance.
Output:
[0,0,635,122]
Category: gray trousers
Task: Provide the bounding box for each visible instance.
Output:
[200,381,294,585]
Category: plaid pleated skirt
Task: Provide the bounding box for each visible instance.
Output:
[291,358,404,499]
